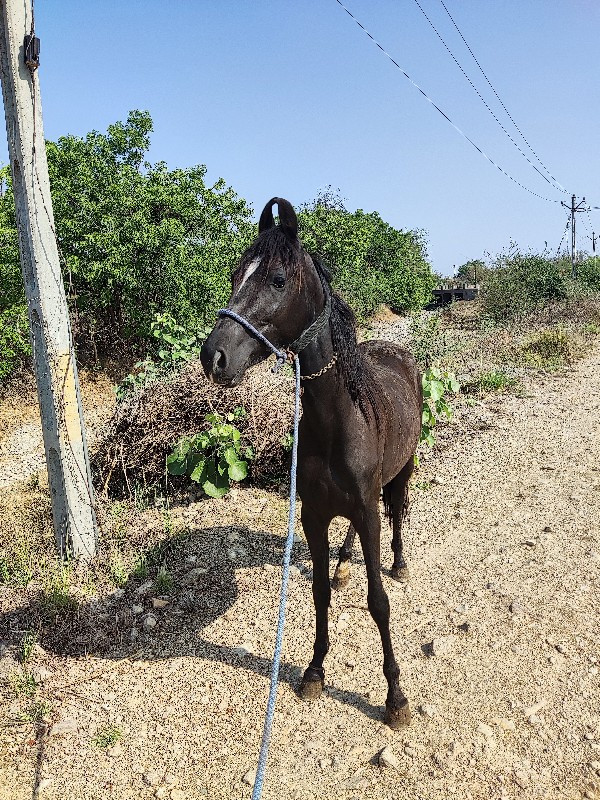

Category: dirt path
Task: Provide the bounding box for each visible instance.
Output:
[1,346,600,800]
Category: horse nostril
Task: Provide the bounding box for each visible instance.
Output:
[212,349,227,374]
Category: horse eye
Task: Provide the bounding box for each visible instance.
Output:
[272,274,286,289]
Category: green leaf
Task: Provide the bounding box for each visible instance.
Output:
[228,460,248,481]
[190,458,207,483]
[202,460,229,497]
[223,447,238,466]
[428,380,445,402]
[422,406,434,425]
[166,452,187,475]
[202,479,229,498]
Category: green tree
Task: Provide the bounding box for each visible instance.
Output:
[481,251,574,320]
[298,188,434,319]
[0,165,31,380]
[0,111,254,374]
[455,259,487,283]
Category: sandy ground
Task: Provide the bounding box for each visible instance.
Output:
[1,345,600,800]
[0,370,116,488]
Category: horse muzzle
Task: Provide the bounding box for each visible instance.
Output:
[200,338,238,386]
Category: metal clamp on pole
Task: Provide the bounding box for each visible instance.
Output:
[24,34,40,71]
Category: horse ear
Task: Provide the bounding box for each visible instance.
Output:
[258,197,298,240]
[258,198,277,233]
[275,198,298,241]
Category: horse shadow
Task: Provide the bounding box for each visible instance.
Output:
[1,523,382,725]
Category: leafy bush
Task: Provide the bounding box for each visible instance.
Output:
[0,112,254,377]
[298,189,435,320]
[0,305,31,381]
[408,312,443,368]
[480,250,599,321]
[576,258,600,293]
[166,408,253,498]
[420,367,459,448]
[116,312,205,399]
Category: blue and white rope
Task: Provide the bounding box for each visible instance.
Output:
[217,309,301,800]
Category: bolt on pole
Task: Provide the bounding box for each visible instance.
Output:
[0,0,98,559]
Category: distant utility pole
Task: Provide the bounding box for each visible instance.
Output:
[561,194,589,279]
[0,0,97,558]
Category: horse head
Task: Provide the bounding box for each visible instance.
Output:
[201,197,325,386]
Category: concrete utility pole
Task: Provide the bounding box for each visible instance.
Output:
[0,0,97,558]
[561,194,589,280]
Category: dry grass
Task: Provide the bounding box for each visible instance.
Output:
[92,358,295,497]
[429,296,600,389]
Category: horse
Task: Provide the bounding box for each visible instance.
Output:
[200,197,422,728]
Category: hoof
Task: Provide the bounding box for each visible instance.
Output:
[298,678,324,700]
[384,698,411,729]
[332,561,350,590]
[298,668,324,700]
[391,565,410,583]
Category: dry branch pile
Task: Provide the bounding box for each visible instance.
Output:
[92,359,295,497]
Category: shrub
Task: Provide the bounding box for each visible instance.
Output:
[420,367,459,448]
[481,252,572,321]
[0,305,31,381]
[521,328,580,370]
[480,250,600,322]
[298,189,435,320]
[576,258,600,293]
[166,408,253,498]
[115,312,205,399]
[408,312,442,368]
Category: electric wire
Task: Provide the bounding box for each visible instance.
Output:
[438,0,567,193]
[584,207,595,239]
[332,0,562,204]
[412,0,564,192]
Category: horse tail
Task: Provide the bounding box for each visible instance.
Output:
[382,481,394,528]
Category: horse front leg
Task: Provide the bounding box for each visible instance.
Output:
[298,505,331,700]
[355,505,411,729]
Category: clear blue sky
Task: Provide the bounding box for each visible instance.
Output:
[2,0,599,275]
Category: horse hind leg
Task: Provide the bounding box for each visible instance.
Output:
[332,523,356,590]
[383,458,414,583]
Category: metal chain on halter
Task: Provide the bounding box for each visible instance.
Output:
[300,352,337,381]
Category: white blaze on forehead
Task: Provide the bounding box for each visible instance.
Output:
[237,258,261,292]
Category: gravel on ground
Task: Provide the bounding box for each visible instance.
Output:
[1,342,599,800]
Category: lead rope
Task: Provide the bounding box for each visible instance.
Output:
[217,309,300,800]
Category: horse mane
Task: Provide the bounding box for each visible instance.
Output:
[311,256,380,426]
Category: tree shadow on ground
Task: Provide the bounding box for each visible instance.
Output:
[0,524,383,726]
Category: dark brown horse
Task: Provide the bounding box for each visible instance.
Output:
[201,198,422,728]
